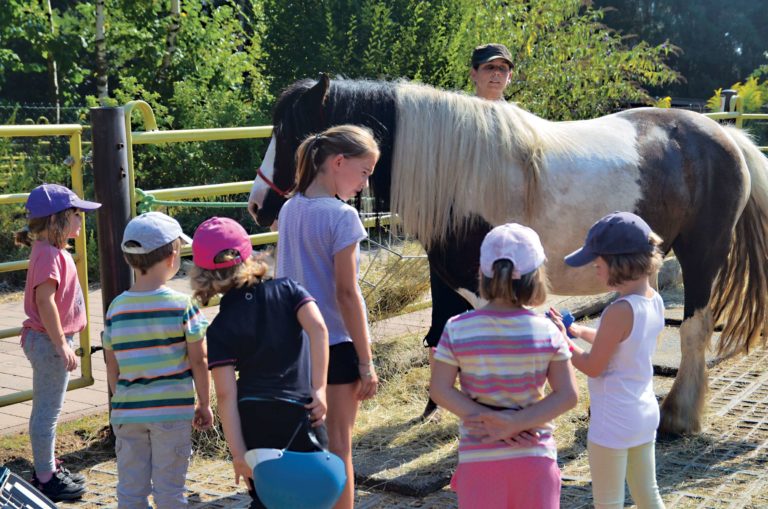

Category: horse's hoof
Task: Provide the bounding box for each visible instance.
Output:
[421,398,439,421]
[658,405,701,437]
[655,429,684,443]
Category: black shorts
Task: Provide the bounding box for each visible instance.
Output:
[238,399,329,509]
[327,342,360,385]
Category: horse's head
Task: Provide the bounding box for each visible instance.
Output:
[249,75,331,226]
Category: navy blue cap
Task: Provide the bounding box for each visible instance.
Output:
[565,212,653,267]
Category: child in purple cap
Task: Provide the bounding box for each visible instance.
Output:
[189,217,330,509]
[430,223,578,509]
[14,183,100,501]
[552,211,666,508]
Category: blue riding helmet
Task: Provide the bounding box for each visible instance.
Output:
[247,448,346,509]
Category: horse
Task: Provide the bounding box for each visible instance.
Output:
[248,75,768,436]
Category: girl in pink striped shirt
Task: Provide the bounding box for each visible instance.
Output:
[430,223,578,509]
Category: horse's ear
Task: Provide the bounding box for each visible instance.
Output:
[299,74,330,111]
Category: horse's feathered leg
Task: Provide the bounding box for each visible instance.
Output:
[659,214,735,435]
[659,308,712,435]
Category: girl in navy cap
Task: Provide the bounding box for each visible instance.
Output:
[14,184,100,501]
[553,211,666,508]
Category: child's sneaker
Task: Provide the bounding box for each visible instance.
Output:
[33,471,86,502]
[55,458,85,484]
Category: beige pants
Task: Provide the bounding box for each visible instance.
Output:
[588,440,665,509]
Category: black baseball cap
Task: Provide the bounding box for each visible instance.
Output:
[471,43,513,68]
[565,212,654,267]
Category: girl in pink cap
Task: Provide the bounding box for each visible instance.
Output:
[430,223,578,509]
[189,217,329,509]
[14,183,100,501]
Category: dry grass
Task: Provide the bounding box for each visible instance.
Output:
[360,239,431,322]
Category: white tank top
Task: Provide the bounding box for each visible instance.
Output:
[587,291,663,448]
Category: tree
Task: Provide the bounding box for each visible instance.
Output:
[262,0,678,119]
[594,0,768,98]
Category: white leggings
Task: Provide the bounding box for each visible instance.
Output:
[588,440,665,509]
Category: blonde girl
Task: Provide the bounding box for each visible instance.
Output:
[190,216,329,509]
[276,124,380,508]
[555,211,666,509]
[430,223,578,509]
[15,184,100,501]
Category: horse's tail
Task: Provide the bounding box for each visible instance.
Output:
[711,125,768,357]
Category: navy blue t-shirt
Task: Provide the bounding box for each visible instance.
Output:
[206,277,316,403]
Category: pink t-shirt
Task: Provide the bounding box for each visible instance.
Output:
[23,240,87,336]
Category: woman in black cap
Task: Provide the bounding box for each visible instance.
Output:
[470,43,514,101]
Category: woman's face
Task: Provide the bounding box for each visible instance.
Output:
[471,58,512,100]
[332,152,378,201]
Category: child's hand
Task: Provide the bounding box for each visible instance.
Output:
[501,430,542,448]
[56,343,79,372]
[232,454,253,486]
[305,387,327,427]
[357,363,379,401]
[193,404,213,430]
[548,307,579,339]
[464,411,524,443]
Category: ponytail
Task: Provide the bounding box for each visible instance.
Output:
[14,227,32,247]
[293,124,380,195]
[479,259,550,307]
[14,208,75,249]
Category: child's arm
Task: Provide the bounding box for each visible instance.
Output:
[188,340,213,430]
[35,279,78,372]
[334,243,378,400]
[429,359,493,418]
[104,348,119,395]
[464,359,578,442]
[211,366,252,485]
[297,301,329,426]
[570,324,597,344]
[570,301,633,378]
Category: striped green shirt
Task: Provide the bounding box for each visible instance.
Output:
[103,287,208,424]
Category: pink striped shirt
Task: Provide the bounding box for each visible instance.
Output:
[434,309,571,463]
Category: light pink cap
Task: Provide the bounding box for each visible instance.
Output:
[480,223,546,278]
[192,217,253,270]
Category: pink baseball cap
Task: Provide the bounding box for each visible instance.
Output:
[192,217,253,270]
[480,223,546,278]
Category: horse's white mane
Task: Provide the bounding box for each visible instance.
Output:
[390,82,597,247]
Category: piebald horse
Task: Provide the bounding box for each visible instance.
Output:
[249,75,768,435]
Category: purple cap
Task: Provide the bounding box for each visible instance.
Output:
[565,212,653,267]
[26,184,101,219]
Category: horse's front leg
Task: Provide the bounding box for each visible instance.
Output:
[659,307,712,435]
[420,216,492,419]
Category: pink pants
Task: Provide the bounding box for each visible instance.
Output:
[451,456,561,509]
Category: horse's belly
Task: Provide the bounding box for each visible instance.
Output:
[546,262,608,296]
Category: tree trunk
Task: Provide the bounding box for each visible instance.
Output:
[157,0,181,83]
[44,0,60,123]
[95,0,109,104]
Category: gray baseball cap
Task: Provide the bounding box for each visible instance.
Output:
[121,211,192,254]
